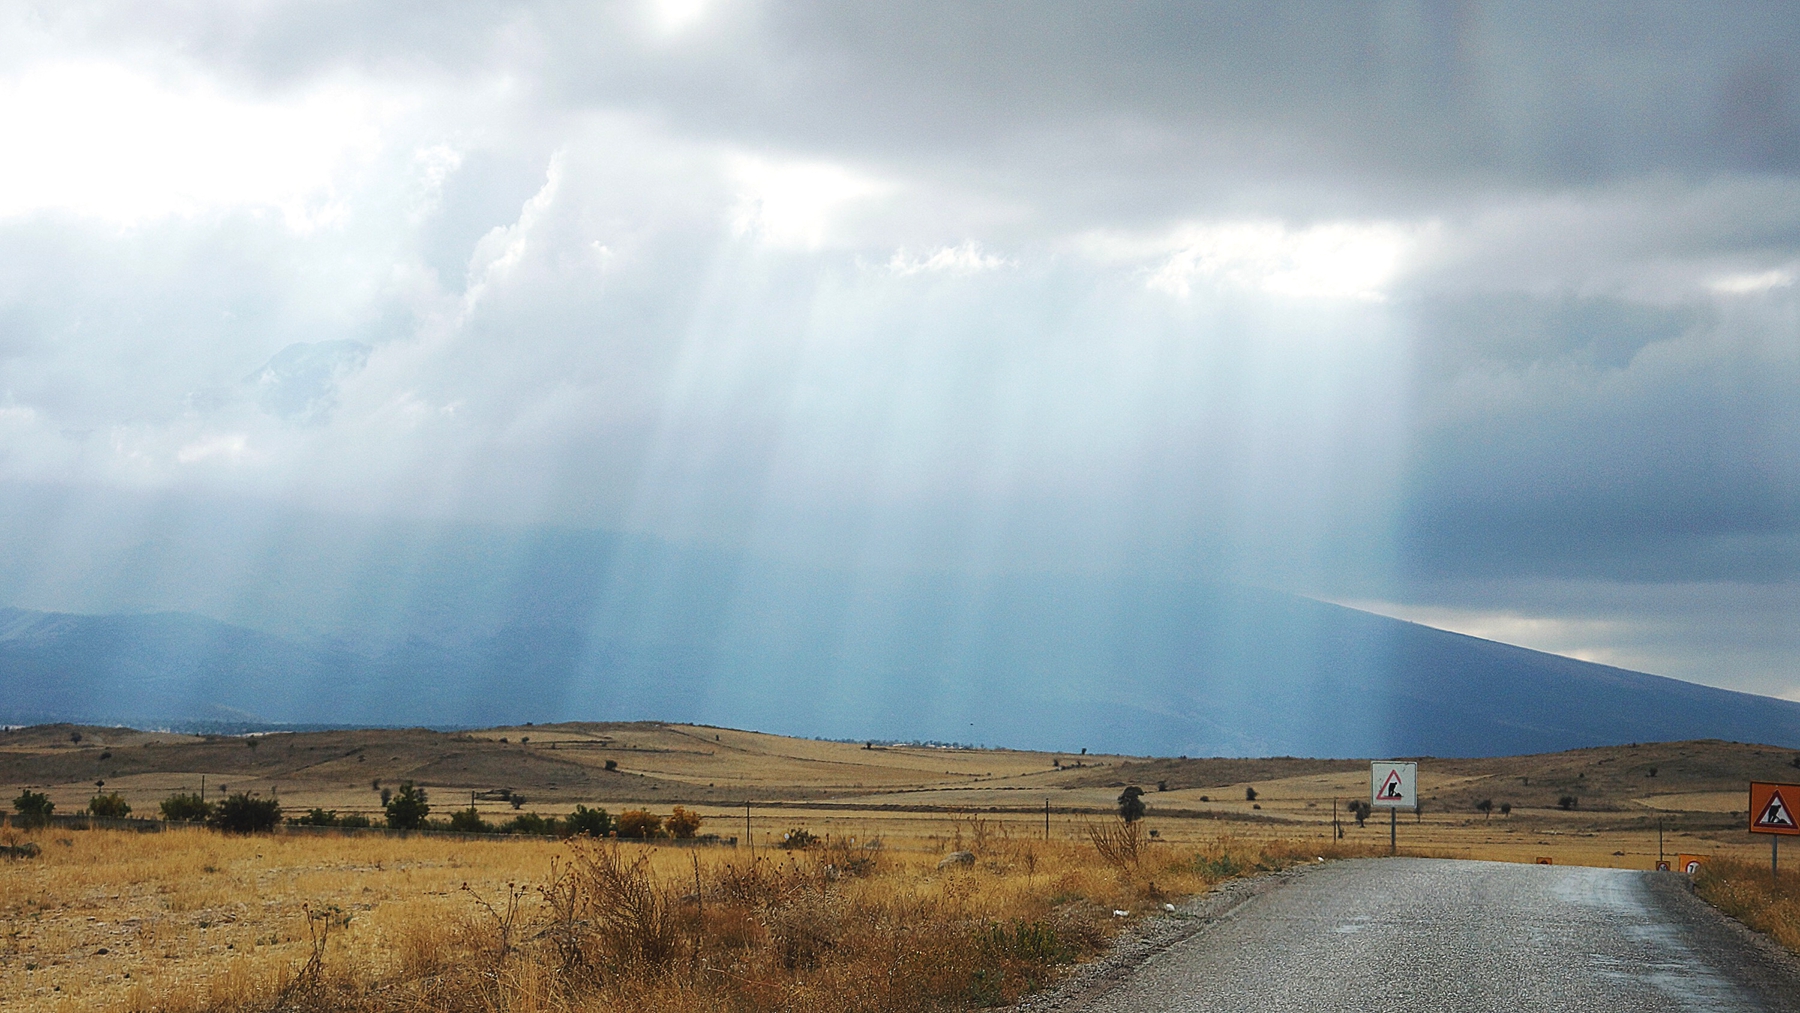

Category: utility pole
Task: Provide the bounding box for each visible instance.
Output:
[745,801,752,854]
[1333,798,1340,840]
[1044,798,1050,841]
[1389,807,1396,855]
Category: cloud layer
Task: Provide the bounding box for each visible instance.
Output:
[2,2,1799,695]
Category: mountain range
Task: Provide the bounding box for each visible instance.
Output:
[4,578,1797,758]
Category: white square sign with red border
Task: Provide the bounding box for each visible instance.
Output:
[1371,761,1417,809]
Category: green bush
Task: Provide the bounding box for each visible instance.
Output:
[288,808,340,827]
[1117,786,1146,823]
[448,807,493,833]
[563,805,612,838]
[160,793,212,822]
[87,792,131,818]
[208,792,282,834]
[385,782,430,830]
[503,812,557,835]
[11,789,53,827]
[338,813,373,828]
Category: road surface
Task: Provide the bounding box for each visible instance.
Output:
[1076,858,1800,1013]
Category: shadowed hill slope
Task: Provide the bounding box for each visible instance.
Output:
[3,579,1799,758]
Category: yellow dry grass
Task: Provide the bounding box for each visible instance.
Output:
[0,817,1374,1013]
[1695,855,1800,955]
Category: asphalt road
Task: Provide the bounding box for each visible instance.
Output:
[1081,858,1800,1013]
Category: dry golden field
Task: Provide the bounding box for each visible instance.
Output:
[0,818,1375,1013]
[4,723,1799,1011]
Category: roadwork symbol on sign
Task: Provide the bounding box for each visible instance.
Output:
[1749,782,1800,836]
[1757,791,1796,830]
[1370,761,1417,809]
[1377,770,1404,800]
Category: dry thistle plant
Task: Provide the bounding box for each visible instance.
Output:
[1086,817,1143,871]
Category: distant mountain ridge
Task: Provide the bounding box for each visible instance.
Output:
[4,584,1797,758]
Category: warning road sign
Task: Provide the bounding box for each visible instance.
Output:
[1370,761,1417,809]
[1750,782,1800,836]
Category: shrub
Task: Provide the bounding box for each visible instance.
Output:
[209,792,282,833]
[504,812,557,835]
[1117,786,1146,823]
[449,807,493,833]
[12,789,53,827]
[1475,799,1493,819]
[1349,800,1371,826]
[604,759,618,771]
[1557,795,1578,811]
[87,792,131,818]
[338,813,373,828]
[666,805,702,838]
[616,809,663,839]
[1245,787,1258,802]
[1499,803,1512,816]
[386,782,431,830]
[780,827,820,850]
[288,808,339,827]
[160,793,212,822]
[564,805,613,838]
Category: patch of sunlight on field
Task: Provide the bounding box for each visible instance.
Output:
[1634,792,1744,813]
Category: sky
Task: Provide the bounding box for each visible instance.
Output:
[1,3,1799,698]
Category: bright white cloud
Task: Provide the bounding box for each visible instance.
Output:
[1133,220,1422,302]
[0,60,392,226]
[176,433,252,465]
[646,0,716,36]
[885,241,1010,277]
[1710,268,1797,295]
[729,155,892,249]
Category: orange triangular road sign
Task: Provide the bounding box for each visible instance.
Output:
[1377,769,1405,800]
[1756,790,1797,830]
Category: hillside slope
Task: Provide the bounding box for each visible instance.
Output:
[3,579,1798,757]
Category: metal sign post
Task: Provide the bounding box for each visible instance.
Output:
[1370,761,1418,857]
